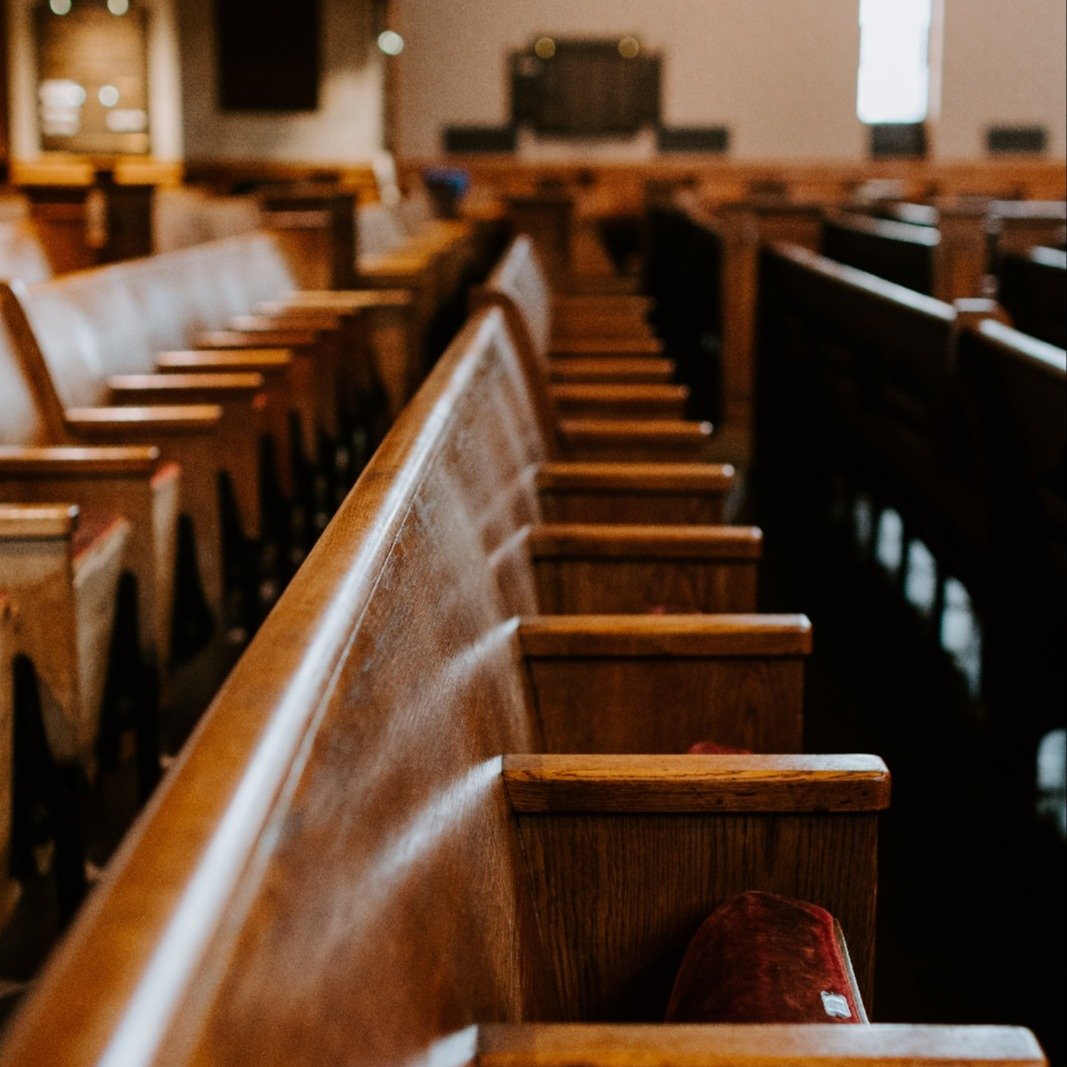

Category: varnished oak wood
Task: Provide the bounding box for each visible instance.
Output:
[0,307,861,1065]
[474,1023,1048,1065]
[519,614,811,657]
[504,755,891,813]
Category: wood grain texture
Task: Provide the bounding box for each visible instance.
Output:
[550,357,676,383]
[504,755,891,812]
[513,808,882,1019]
[521,616,810,753]
[0,308,863,1065]
[475,1023,1048,1065]
[0,446,159,476]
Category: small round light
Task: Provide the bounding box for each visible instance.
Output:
[99,84,120,107]
[619,36,641,59]
[108,0,129,13]
[377,30,405,56]
[49,0,72,13]
[534,36,556,60]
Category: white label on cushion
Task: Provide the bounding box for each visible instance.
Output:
[821,991,852,1019]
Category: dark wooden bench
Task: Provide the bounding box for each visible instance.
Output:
[472,237,718,462]
[996,247,1067,349]
[958,320,1066,764]
[0,221,54,285]
[821,211,939,297]
[0,305,912,1066]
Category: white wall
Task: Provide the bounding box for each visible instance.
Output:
[395,0,867,160]
[4,0,183,161]
[396,0,1067,161]
[938,0,1067,158]
[178,0,384,163]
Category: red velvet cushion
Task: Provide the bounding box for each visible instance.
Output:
[687,741,752,754]
[665,891,864,1024]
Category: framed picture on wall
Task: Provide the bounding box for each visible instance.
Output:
[35,0,151,155]
[214,0,321,111]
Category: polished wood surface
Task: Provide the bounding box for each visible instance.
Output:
[0,305,872,1065]
[475,1023,1048,1065]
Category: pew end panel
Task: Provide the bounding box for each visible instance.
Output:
[528,525,761,614]
[0,504,130,765]
[0,594,17,929]
[473,1023,1049,1066]
[535,462,735,525]
[558,420,716,463]
[504,754,889,1022]
[0,446,180,671]
[519,615,810,754]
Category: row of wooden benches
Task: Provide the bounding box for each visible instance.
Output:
[0,196,496,927]
[758,240,1066,775]
[0,223,1048,1062]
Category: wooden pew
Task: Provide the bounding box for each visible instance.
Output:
[757,243,995,612]
[0,278,246,630]
[996,247,1067,349]
[473,237,717,461]
[957,320,1066,766]
[821,211,939,296]
[0,308,900,1065]
[0,311,181,700]
[0,504,128,918]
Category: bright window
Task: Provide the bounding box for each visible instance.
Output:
[857,0,933,124]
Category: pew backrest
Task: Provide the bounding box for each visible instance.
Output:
[997,247,1067,349]
[5,233,304,410]
[821,211,938,296]
[958,319,1067,592]
[0,297,63,446]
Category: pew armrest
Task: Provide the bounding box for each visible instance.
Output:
[225,317,332,342]
[0,503,78,541]
[155,349,293,376]
[274,289,414,312]
[0,446,160,478]
[536,462,734,494]
[529,524,761,560]
[65,405,222,437]
[503,753,890,812]
[195,329,320,350]
[550,383,689,419]
[474,1024,1048,1066]
[108,373,264,404]
[550,338,664,359]
[550,358,676,384]
[519,614,811,658]
[519,614,811,753]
